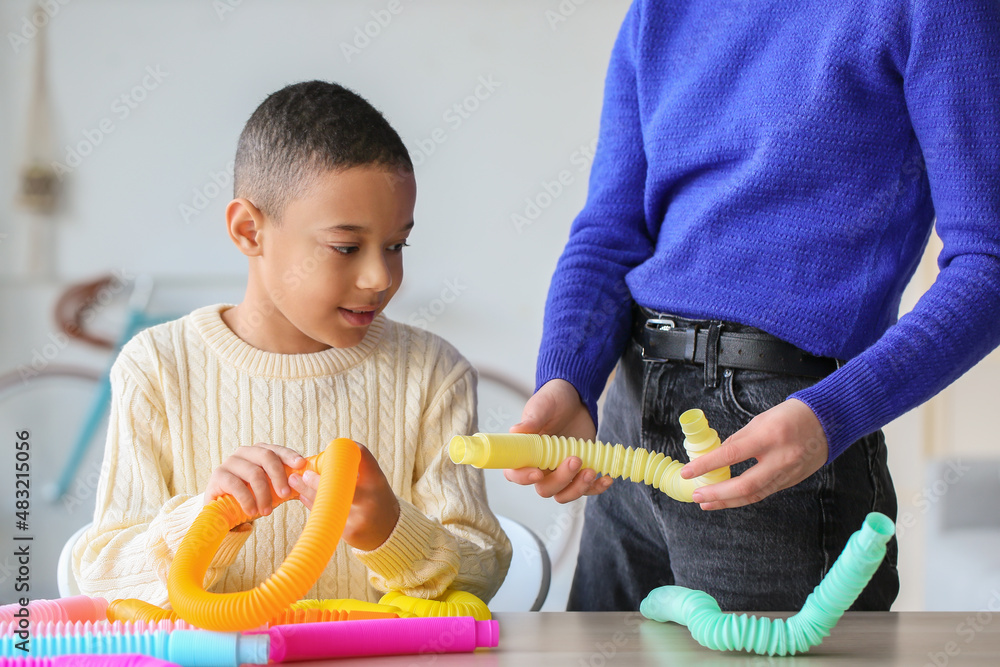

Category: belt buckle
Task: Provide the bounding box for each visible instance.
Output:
[641,316,675,361]
[644,317,676,332]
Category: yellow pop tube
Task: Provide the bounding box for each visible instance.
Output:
[290,598,413,617]
[166,438,361,632]
[449,409,729,503]
[379,590,491,621]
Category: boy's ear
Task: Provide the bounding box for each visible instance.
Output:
[226,198,267,257]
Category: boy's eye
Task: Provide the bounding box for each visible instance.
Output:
[331,246,358,255]
[388,241,410,252]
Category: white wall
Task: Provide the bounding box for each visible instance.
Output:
[2,0,997,612]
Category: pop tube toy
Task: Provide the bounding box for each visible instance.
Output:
[106,600,177,625]
[640,512,895,656]
[0,620,192,637]
[0,628,268,666]
[0,657,179,667]
[107,597,400,627]
[262,617,498,661]
[449,408,730,502]
[0,596,108,624]
[380,590,491,621]
[1,617,497,663]
[167,438,361,632]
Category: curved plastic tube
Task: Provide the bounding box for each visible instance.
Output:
[449,408,730,502]
[0,596,108,624]
[265,617,498,661]
[106,598,402,627]
[167,438,360,632]
[0,620,193,636]
[380,590,491,621]
[107,600,177,625]
[0,629,269,666]
[0,657,179,667]
[267,607,397,625]
[289,597,408,615]
[640,512,895,656]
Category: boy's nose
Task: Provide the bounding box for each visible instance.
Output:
[357,254,393,291]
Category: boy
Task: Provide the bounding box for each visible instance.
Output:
[74,81,511,605]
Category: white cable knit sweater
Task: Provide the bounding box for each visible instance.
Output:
[73,304,511,606]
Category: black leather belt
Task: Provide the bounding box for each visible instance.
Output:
[634,310,841,387]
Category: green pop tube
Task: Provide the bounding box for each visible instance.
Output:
[640,512,895,656]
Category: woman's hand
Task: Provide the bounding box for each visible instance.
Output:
[504,379,613,503]
[680,399,829,509]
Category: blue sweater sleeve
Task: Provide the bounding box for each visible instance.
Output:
[792,0,1000,461]
[535,1,653,425]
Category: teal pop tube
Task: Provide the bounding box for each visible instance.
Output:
[640,512,895,656]
[265,617,499,661]
[0,629,269,667]
[0,657,179,667]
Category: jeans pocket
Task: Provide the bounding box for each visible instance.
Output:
[723,369,818,423]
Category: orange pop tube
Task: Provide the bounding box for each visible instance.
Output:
[106,597,406,627]
[106,600,177,624]
[166,438,360,632]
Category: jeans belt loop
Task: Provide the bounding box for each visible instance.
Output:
[683,325,699,363]
[704,322,723,388]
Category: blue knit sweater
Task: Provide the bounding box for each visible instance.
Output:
[536,0,1000,462]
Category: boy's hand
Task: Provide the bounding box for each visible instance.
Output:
[288,444,400,551]
[679,399,829,510]
[504,379,613,504]
[205,443,308,518]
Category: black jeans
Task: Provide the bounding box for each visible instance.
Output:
[567,325,899,612]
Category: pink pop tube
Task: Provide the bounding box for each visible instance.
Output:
[0,657,178,666]
[265,617,499,661]
[0,597,108,624]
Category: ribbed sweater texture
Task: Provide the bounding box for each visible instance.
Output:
[537,0,1000,460]
[74,304,511,606]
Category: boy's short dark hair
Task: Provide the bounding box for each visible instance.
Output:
[234,80,412,220]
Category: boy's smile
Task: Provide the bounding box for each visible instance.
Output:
[223,166,416,353]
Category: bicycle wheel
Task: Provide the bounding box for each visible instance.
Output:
[0,365,106,602]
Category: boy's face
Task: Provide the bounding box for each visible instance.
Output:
[252,166,415,350]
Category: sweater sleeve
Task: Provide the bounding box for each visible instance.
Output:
[72,338,251,605]
[535,0,654,426]
[792,0,1000,461]
[353,359,512,601]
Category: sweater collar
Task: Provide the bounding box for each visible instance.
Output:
[190,304,387,378]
